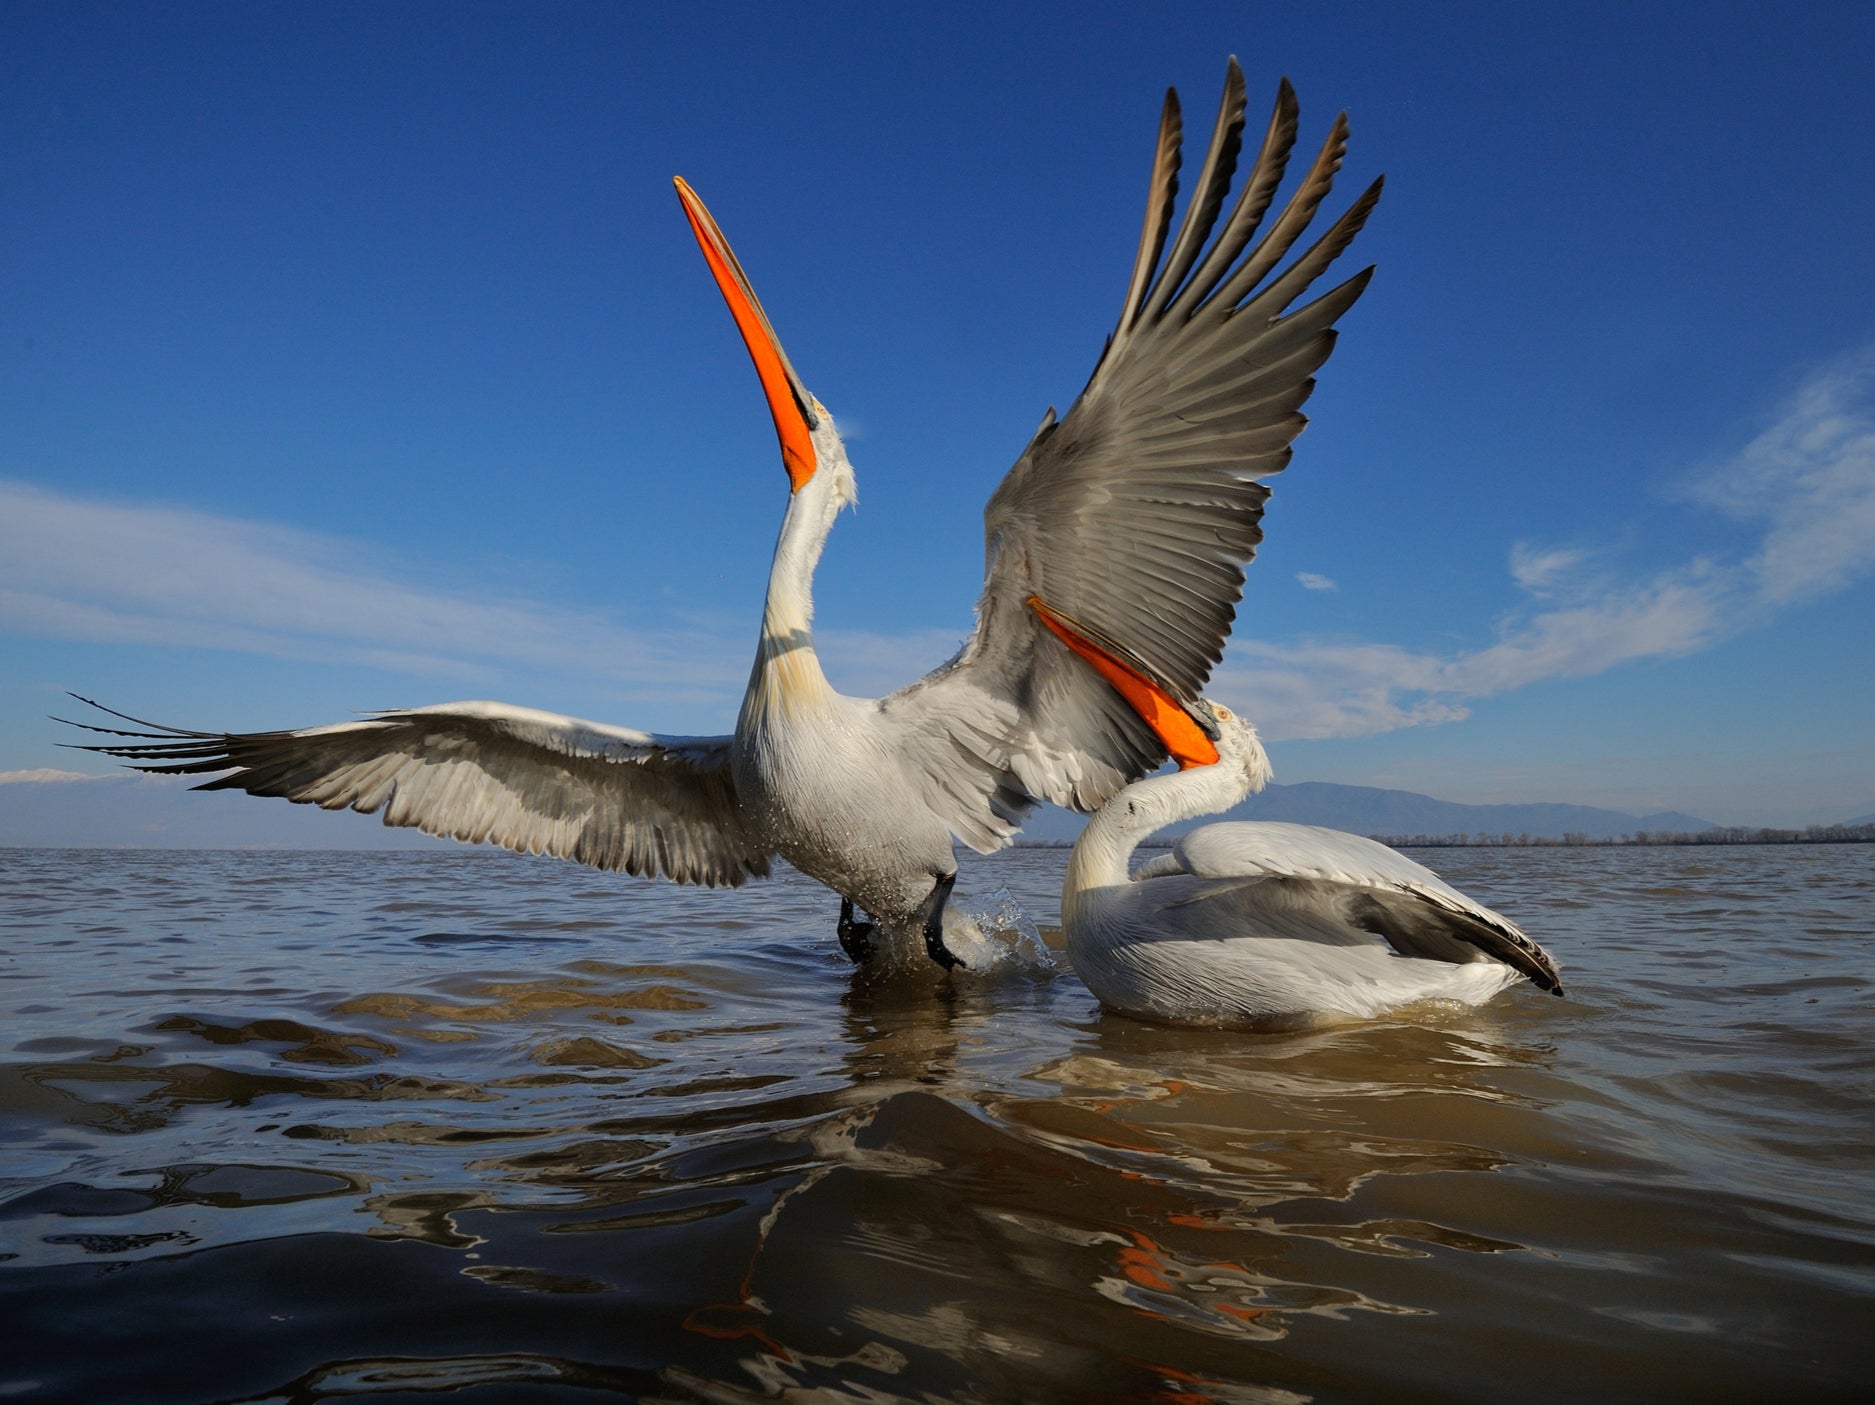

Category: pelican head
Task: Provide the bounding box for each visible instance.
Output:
[673,177,858,513]
[1192,700,1275,796]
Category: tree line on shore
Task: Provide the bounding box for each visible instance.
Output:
[1016,821,1875,849]
[1369,822,1875,848]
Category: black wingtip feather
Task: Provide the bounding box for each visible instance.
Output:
[1115,87,1184,342]
[57,694,217,740]
[1146,58,1249,321]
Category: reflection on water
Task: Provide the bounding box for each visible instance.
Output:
[1,844,1871,1402]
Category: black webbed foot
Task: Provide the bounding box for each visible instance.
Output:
[837,898,876,964]
[918,872,965,972]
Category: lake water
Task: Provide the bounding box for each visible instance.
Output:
[2,842,1871,1403]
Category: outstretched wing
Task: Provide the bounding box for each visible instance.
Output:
[60,697,771,887]
[883,61,1381,841]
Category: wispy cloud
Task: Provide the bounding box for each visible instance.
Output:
[7,349,1872,749]
[1217,640,1468,740]
[0,481,751,705]
[0,481,1008,725]
[1688,347,1875,605]
[1445,560,1729,694]
[1216,346,1875,740]
[1507,543,1590,597]
[0,768,106,784]
[1219,561,1730,739]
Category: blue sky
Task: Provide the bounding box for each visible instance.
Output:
[4,1,1873,828]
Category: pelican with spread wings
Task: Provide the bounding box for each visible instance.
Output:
[68,60,1381,970]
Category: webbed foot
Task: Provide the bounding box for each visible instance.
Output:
[918,872,964,971]
[837,897,877,964]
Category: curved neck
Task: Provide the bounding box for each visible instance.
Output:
[1066,733,1270,899]
[1065,767,1233,893]
[742,467,845,726]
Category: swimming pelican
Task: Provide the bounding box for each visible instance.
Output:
[66,60,1381,970]
[1063,695,1564,1025]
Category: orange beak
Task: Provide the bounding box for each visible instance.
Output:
[1028,596,1221,769]
[673,177,819,493]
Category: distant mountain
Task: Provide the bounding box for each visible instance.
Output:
[1848,811,1875,827]
[1011,780,1721,844]
[1209,781,1721,841]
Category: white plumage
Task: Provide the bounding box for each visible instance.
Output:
[1064,705,1563,1026]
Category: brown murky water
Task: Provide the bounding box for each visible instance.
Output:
[2,843,1871,1402]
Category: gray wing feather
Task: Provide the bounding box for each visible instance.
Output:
[59,697,770,886]
[1115,86,1185,338]
[884,62,1379,834]
[1169,822,1563,992]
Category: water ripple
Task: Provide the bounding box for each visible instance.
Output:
[0,843,1869,1402]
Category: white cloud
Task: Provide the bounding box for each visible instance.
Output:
[0,480,992,734]
[0,768,105,784]
[1218,556,1737,742]
[6,347,1872,754]
[1211,346,1875,741]
[0,480,751,704]
[1507,542,1589,597]
[1689,347,1875,605]
[1443,560,1727,694]
[1217,640,1468,740]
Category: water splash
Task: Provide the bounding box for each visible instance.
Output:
[941,886,1057,978]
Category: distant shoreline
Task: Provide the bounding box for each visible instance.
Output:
[1016,823,1875,850]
